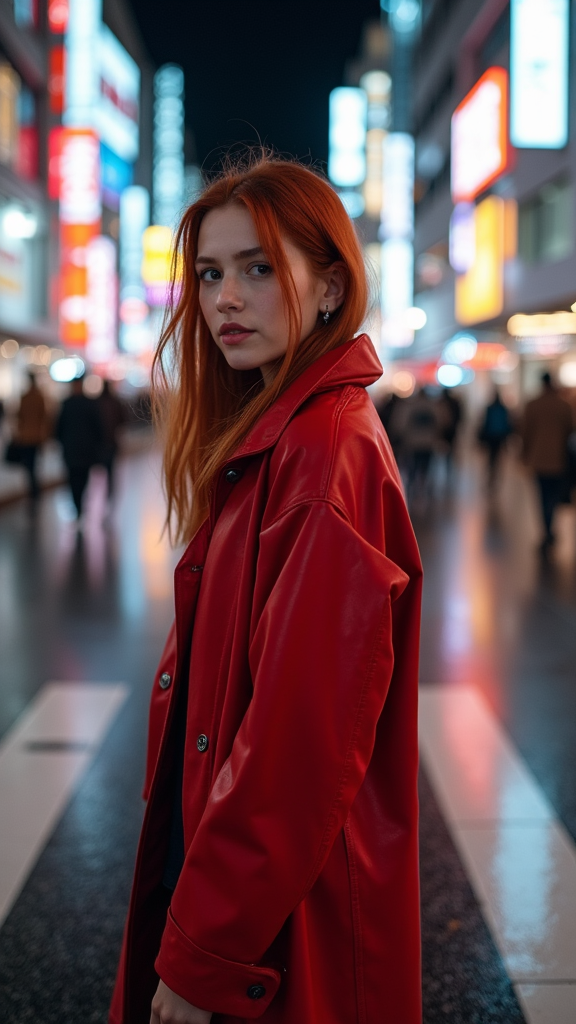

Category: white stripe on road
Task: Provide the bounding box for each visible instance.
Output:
[0,682,129,927]
[419,685,576,1024]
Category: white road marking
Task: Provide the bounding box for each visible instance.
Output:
[419,685,576,1024]
[0,682,128,927]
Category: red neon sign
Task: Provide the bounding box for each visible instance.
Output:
[451,67,511,203]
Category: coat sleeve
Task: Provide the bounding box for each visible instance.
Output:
[156,498,410,1017]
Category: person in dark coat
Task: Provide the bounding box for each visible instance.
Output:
[479,390,513,491]
[437,387,462,474]
[97,380,127,497]
[56,375,103,518]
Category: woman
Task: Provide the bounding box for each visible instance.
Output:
[110,158,422,1024]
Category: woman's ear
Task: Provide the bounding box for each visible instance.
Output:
[320,263,346,312]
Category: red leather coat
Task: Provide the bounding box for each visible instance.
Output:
[110,334,423,1024]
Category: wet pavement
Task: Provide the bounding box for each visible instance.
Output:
[0,443,574,1022]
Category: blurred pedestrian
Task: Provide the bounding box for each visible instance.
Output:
[97,380,127,498]
[13,372,50,501]
[374,390,405,463]
[522,372,574,549]
[399,386,441,497]
[111,158,422,1024]
[56,375,103,520]
[478,390,513,491]
[437,387,462,474]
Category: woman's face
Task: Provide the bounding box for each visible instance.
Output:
[196,203,341,386]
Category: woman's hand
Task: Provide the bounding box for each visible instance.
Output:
[150,979,213,1024]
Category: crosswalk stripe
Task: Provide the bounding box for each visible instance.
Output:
[0,682,129,928]
[419,685,576,1024]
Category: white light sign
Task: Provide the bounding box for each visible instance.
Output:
[449,202,476,273]
[86,235,117,362]
[59,129,101,225]
[64,0,102,128]
[382,132,415,240]
[511,0,569,149]
[153,65,185,230]
[381,238,414,347]
[380,133,415,348]
[328,87,367,188]
[119,185,151,352]
[95,25,140,163]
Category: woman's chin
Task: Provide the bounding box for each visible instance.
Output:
[220,348,262,374]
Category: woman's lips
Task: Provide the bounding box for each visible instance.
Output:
[219,327,255,345]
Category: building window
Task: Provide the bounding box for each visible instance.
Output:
[519,179,573,263]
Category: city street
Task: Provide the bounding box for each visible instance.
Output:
[0,445,574,1023]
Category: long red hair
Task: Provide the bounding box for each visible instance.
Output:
[153,156,369,543]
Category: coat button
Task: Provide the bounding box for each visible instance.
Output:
[247,984,266,1000]
[225,468,242,483]
[159,673,171,690]
[196,734,209,753]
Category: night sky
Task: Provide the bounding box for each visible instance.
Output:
[129,0,382,171]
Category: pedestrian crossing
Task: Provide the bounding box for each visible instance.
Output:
[0,680,575,1023]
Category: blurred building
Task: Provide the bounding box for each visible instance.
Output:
[412,0,576,398]
[0,0,156,406]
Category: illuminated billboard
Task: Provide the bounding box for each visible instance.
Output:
[510,0,569,149]
[59,128,101,345]
[382,132,414,240]
[64,0,101,128]
[153,65,185,229]
[380,132,415,348]
[119,185,151,352]
[328,87,367,188]
[86,235,117,362]
[449,202,475,274]
[360,70,391,218]
[381,238,414,347]
[451,67,510,203]
[455,195,505,326]
[142,225,177,306]
[95,25,140,163]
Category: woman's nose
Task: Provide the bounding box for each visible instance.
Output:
[216,275,244,312]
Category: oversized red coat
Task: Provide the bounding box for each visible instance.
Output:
[110,333,423,1024]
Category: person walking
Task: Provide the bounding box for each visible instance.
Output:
[522,371,574,549]
[56,375,103,520]
[399,386,441,498]
[479,390,513,491]
[110,158,423,1024]
[97,380,127,498]
[13,372,50,501]
[374,390,406,465]
[437,387,462,475]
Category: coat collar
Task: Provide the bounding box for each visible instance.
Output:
[233,333,382,462]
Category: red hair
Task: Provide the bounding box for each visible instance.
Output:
[153,156,369,543]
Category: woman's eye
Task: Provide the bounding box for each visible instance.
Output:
[248,263,272,277]
[199,268,221,281]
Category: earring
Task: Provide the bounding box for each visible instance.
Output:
[323,305,330,325]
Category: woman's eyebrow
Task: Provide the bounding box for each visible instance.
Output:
[195,246,265,265]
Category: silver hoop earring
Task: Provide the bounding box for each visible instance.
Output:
[323,305,330,325]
